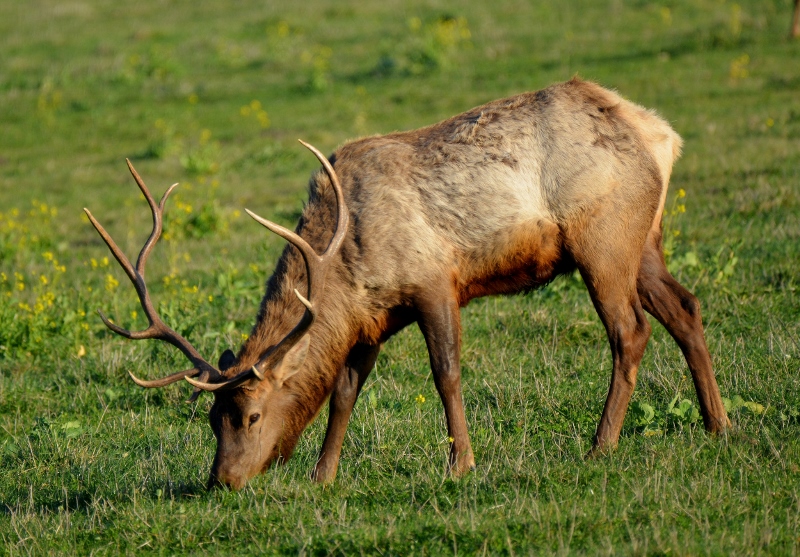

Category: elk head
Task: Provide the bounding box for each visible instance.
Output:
[85,141,348,489]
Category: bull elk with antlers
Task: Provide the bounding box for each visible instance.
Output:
[86,78,730,490]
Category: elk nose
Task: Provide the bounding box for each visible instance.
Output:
[207,468,245,491]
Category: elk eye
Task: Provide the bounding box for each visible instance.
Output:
[249,413,261,427]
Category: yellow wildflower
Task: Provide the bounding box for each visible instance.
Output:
[415,394,426,404]
[105,274,119,291]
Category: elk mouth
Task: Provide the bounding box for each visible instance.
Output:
[207,460,252,491]
[207,472,246,491]
[206,442,281,490]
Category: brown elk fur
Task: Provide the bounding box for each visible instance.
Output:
[130,78,729,489]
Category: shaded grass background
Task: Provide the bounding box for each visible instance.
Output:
[1,0,799,554]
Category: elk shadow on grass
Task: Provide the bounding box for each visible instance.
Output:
[0,479,208,518]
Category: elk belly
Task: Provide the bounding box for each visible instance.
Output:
[456,218,568,305]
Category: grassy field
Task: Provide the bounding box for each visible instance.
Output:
[1,0,799,554]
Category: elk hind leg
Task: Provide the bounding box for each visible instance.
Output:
[573,231,653,455]
[637,231,730,432]
[312,343,380,483]
[587,290,652,455]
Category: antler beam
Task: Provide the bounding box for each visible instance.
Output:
[85,159,220,400]
[185,141,348,392]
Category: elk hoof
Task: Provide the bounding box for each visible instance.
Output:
[311,463,337,484]
[448,453,476,478]
[584,444,615,460]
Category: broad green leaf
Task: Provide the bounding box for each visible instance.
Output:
[742,401,764,415]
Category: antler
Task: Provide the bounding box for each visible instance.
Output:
[186,140,349,392]
[84,159,221,401]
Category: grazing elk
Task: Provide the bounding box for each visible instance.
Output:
[86,78,730,490]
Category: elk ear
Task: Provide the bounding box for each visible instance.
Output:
[271,335,311,389]
[218,349,236,371]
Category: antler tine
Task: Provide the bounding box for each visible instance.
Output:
[129,368,200,388]
[298,140,349,259]
[125,159,179,279]
[83,208,137,285]
[86,161,221,392]
[126,158,158,212]
[244,209,322,283]
[186,371,254,392]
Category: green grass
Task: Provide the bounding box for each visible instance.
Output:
[2,0,799,554]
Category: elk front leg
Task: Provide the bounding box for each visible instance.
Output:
[637,232,730,432]
[312,343,380,483]
[417,292,475,476]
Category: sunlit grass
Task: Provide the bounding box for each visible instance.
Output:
[1,0,799,554]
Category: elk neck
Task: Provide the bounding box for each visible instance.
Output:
[233,193,359,452]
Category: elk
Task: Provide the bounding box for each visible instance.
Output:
[85,78,730,490]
